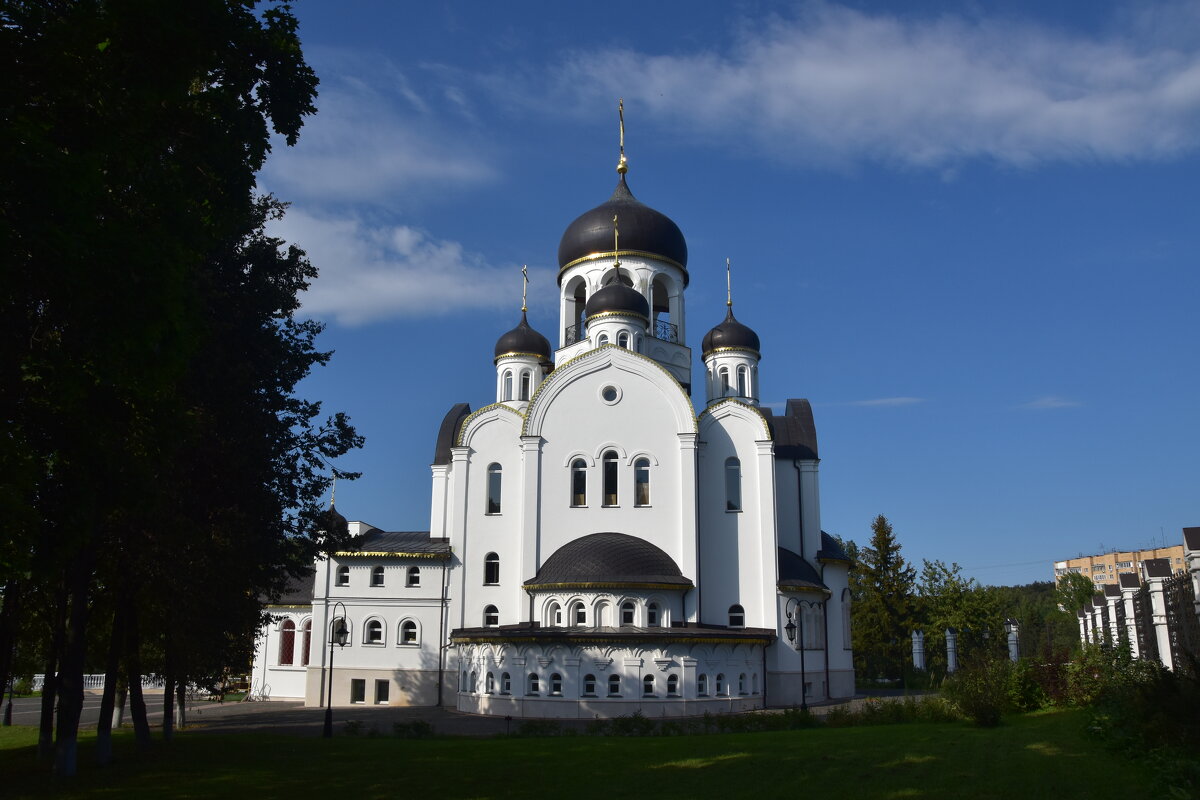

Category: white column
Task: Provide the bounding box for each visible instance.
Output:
[678,433,700,622]
[449,447,471,630]
[1147,576,1175,671]
[755,439,779,630]
[945,629,958,674]
[519,435,543,621]
[912,630,925,671]
[1120,586,1141,659]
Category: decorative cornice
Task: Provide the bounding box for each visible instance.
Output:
[494,351,549,365]
[456,401,525,447]
[778,585,832,598]
[523,580,693,592]
[335,551,451,560]
[586,309,650,325]
[697,397,772,439]
[559,249,686,275]
[703,345,761,359]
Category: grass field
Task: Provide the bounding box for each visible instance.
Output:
[0,710,1151,799]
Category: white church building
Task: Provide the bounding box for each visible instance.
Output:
[252,143,855,717]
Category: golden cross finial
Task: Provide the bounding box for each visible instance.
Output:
[726,258,733,308]
[520,265,529,313]
[330,473,337,508]
[612,214,621,267]
[617,98,628,175]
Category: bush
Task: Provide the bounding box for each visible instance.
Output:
[823,695,960,727]
[1007,658,1050,712]
[392,720,435,739]
[515,719,562,737]
[942,655,1013,727]
[12,677,33,696]
[607,711,657,737]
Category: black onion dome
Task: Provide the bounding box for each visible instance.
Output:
[701,308,761,358]
[494,312,551,361]
[525,532,693,588]
[557,176,688,280]
[584,283,649,321]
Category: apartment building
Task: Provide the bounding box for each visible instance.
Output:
[1054,544,1186,585]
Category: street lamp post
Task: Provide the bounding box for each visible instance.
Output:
[783,596,809,712]
[322,601,349,739]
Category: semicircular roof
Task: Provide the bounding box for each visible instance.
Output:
[525,532,692,589]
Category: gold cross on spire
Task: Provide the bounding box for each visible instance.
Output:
[726,258,733,308]
[521,265,529,313]
[617,98,628,175]
[612,214,621,267]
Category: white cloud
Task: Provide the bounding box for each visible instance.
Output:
[851,397,926,407]
[1018,396,1083,410]
[269,208,552,326]
[548,2,1200,167]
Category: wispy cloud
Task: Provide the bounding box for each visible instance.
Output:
[269,208,552,326]
[851,397,926,407]
[544,2,1200,168]
[1018,396,1083,410]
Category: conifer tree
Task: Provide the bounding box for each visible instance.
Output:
[852,515,916,681]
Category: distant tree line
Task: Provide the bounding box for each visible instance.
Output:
[0,0,360,776]
[841,516,1087,685]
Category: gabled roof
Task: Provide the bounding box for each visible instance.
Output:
[1143,558,1173,578]
[433,403,471,465]
[1118,572,1140,589]
[1102,583,1122,597]
[337,529,450,559]
[1184,527,1200,551]
[764,399,818,460]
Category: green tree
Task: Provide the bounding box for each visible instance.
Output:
[916,560,1004,672]
[852,515,917,682]
[1055,571,1097,617]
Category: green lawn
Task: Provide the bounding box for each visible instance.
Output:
[0,711,1152,799]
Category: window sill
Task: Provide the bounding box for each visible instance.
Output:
[635,505,652,509]
[484,513,502,517]
[726,509,742,514]
[398,642,419,647]
[363,642,385,647]
[602,505,621,509]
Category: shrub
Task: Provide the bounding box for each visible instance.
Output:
[1007,658,1050,712]
[823,696,960,727]
[607,711,656,737]
[942,655,1013,727]
[516,719,562,737]
[392,720,435,739]
[12,677,33,696]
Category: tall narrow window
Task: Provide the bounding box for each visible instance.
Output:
[698,674,709,696]
[371,566,385,587]
[547,602,561,627]
[602,450,618,506]
[366,619,383,644]
[501,672,511,694]
[608,674,621,696]
[667,674,679,696]
[725,457,741,511]
[400,620,418,644]
[634,458,650,506]
[484,552,499,585]
[278,620,295,666]
[598,333,609,345]
[300,619,312,666]
[583,674,597,695]
[716,673,726,695]
[486,463,502,514]
[620,601,635,626]
[527,673,539,695]
[486,673,495,694]
[406,566,420,587]
[737,366,748,397]
[617,331,630,349]
[719,367,731,396]
[519,371,531,401]
[484,605,499,627]
[729,604,745,628]
[571,459,587,506]
[643,675,655,696]
[502,370,513,401]
[335,565,349,587]
[550,674,563,695]
[739,673,747,694]
[572,602,586,626]
[647,603,660,627]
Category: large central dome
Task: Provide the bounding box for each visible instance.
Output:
[557,176,688,282]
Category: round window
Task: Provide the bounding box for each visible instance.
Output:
[599,384,622,405]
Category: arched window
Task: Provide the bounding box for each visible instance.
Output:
[583,674,597,695]
[300,619,312,666]
[729,604,745,628]
[595,601,611,627]
[335,565,349,587]
[572,602,586,626]
[716,673,726,695]
[571,459,587,507]
[527,673,539,695]
[486,463,502,514]
[620,601,635,626]
[502,370,513,401]
[634,458,650,506]
[617,331,630,349]
[400,619,418,645]
[406,566,420,587]
[602,450,618,506]
[607,674,621,696]
[698,674,708,696]
[597,333,609,346]
[719,367,731,396]
[643,675,655,696]
[365,619,383,644]
[739,673,747,695]
[470,671,478,692]
[667,674,679,696]
[486,672,495,694]
[484,552,499,585]
[519,371,531,401]
[278,620,295,666]
[647,603,660,627]
[572,283,586,336]
[501,672,511,695]
[806,604,827,649]
[550,674,563,696]
[737,366,748,397]
[484,605,499,627]
[371,566,385,587]
[547,601,561,627]
[725,457,741,511]
[752,673,759,694]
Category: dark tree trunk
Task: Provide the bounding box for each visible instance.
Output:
[54,553,94,777]
[0,580,19,726]
[161,673,175,742]
[176,682,187,729]
[125,601,151,750]
[95,601,125,765]
[37,657,56,760]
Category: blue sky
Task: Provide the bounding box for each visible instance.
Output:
[260,1,1200,587]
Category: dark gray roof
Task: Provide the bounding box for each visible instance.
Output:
[494,312,551,361]
[1102,583,1122,597]
[817,531,850,563]
[778,547,828,592]
[340,529,450,558]
[701,308,761,358]
[525,533,692,588]
[1091,593,1106,607]
[584,282,650,320]
[433,403,471,465]
[1143,558,1173,578]
[764,399,819,460]
[270,568,315,606]
[557,175,688,276]
[451,621,773,645]
[1118,572,1141,589]
[1184,527,1200,551]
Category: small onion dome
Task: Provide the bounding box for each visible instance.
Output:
[701,308,761,358]
[324,504,348,539]
[494,312,551,362]
[557,175,688,281]
[584,283,649,321]
[524,532,693,589]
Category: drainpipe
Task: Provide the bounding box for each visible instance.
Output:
[437,557,448,706]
